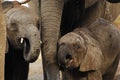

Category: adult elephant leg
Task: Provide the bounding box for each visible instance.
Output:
[41,0,64,80]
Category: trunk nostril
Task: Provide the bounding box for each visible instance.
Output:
[65,53,72,61]
[59,64,65,71]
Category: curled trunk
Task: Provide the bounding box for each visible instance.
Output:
[23,24,40,63]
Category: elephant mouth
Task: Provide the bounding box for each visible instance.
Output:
[23,38,30,59]
[59,58,79,71]
[20,38,30,58]
[66,59,74,68]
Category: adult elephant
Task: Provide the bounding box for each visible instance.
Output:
[41,0,120,80]
[2,1,40,80]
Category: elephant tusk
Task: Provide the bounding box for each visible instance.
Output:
[40,40,42,44]
[66,59,73,68]
[20,38,24,44]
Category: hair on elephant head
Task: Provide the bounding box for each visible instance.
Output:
[2,0,40,62]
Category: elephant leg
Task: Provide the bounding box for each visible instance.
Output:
[62,71,75,80]
[5,49,29,80]
[62,70,102,80]
[103,55,120,80]
[5,53,13,80]
[62,70,88,80]
[87,70,102,80]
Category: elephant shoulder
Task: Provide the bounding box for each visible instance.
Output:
[88,18,120,55]
[88,18,120,37]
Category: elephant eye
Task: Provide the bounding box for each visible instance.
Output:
[76,45,81,49]
[73,44,81,50]
[10,22,18,31]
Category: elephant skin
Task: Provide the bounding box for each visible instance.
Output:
[2,1,40,80]
[41,0,120,80]
[57,18,120,80]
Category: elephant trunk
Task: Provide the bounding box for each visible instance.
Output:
[41,0,64,80]
[57,44,73,70]
[23,25,40,63]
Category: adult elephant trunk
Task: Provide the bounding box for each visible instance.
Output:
[41,0,64,80]
[23,24,40,63]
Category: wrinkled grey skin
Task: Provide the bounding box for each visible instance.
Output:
[2,1,40,80]
[57,18,120,80]
[41,0,120,80]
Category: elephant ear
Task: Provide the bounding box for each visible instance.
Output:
[79,32,103,72]
[85,0,98,8]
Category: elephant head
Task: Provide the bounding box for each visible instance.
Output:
[2,1,40,62]
[57,32,103,72]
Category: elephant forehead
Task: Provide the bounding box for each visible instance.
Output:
[59,32,84,44]
[6,7,39,24]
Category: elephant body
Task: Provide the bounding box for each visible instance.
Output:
[61,0,120,35]
[41,0,120,80]
[2,1,40,80]
[57,18,120,80]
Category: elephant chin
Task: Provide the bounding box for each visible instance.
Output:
[23,38,40,63]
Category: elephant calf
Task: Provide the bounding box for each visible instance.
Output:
[57,18,120,80]
[2,1,40,80]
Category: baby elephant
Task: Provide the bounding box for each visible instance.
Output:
[57,18,120,80]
